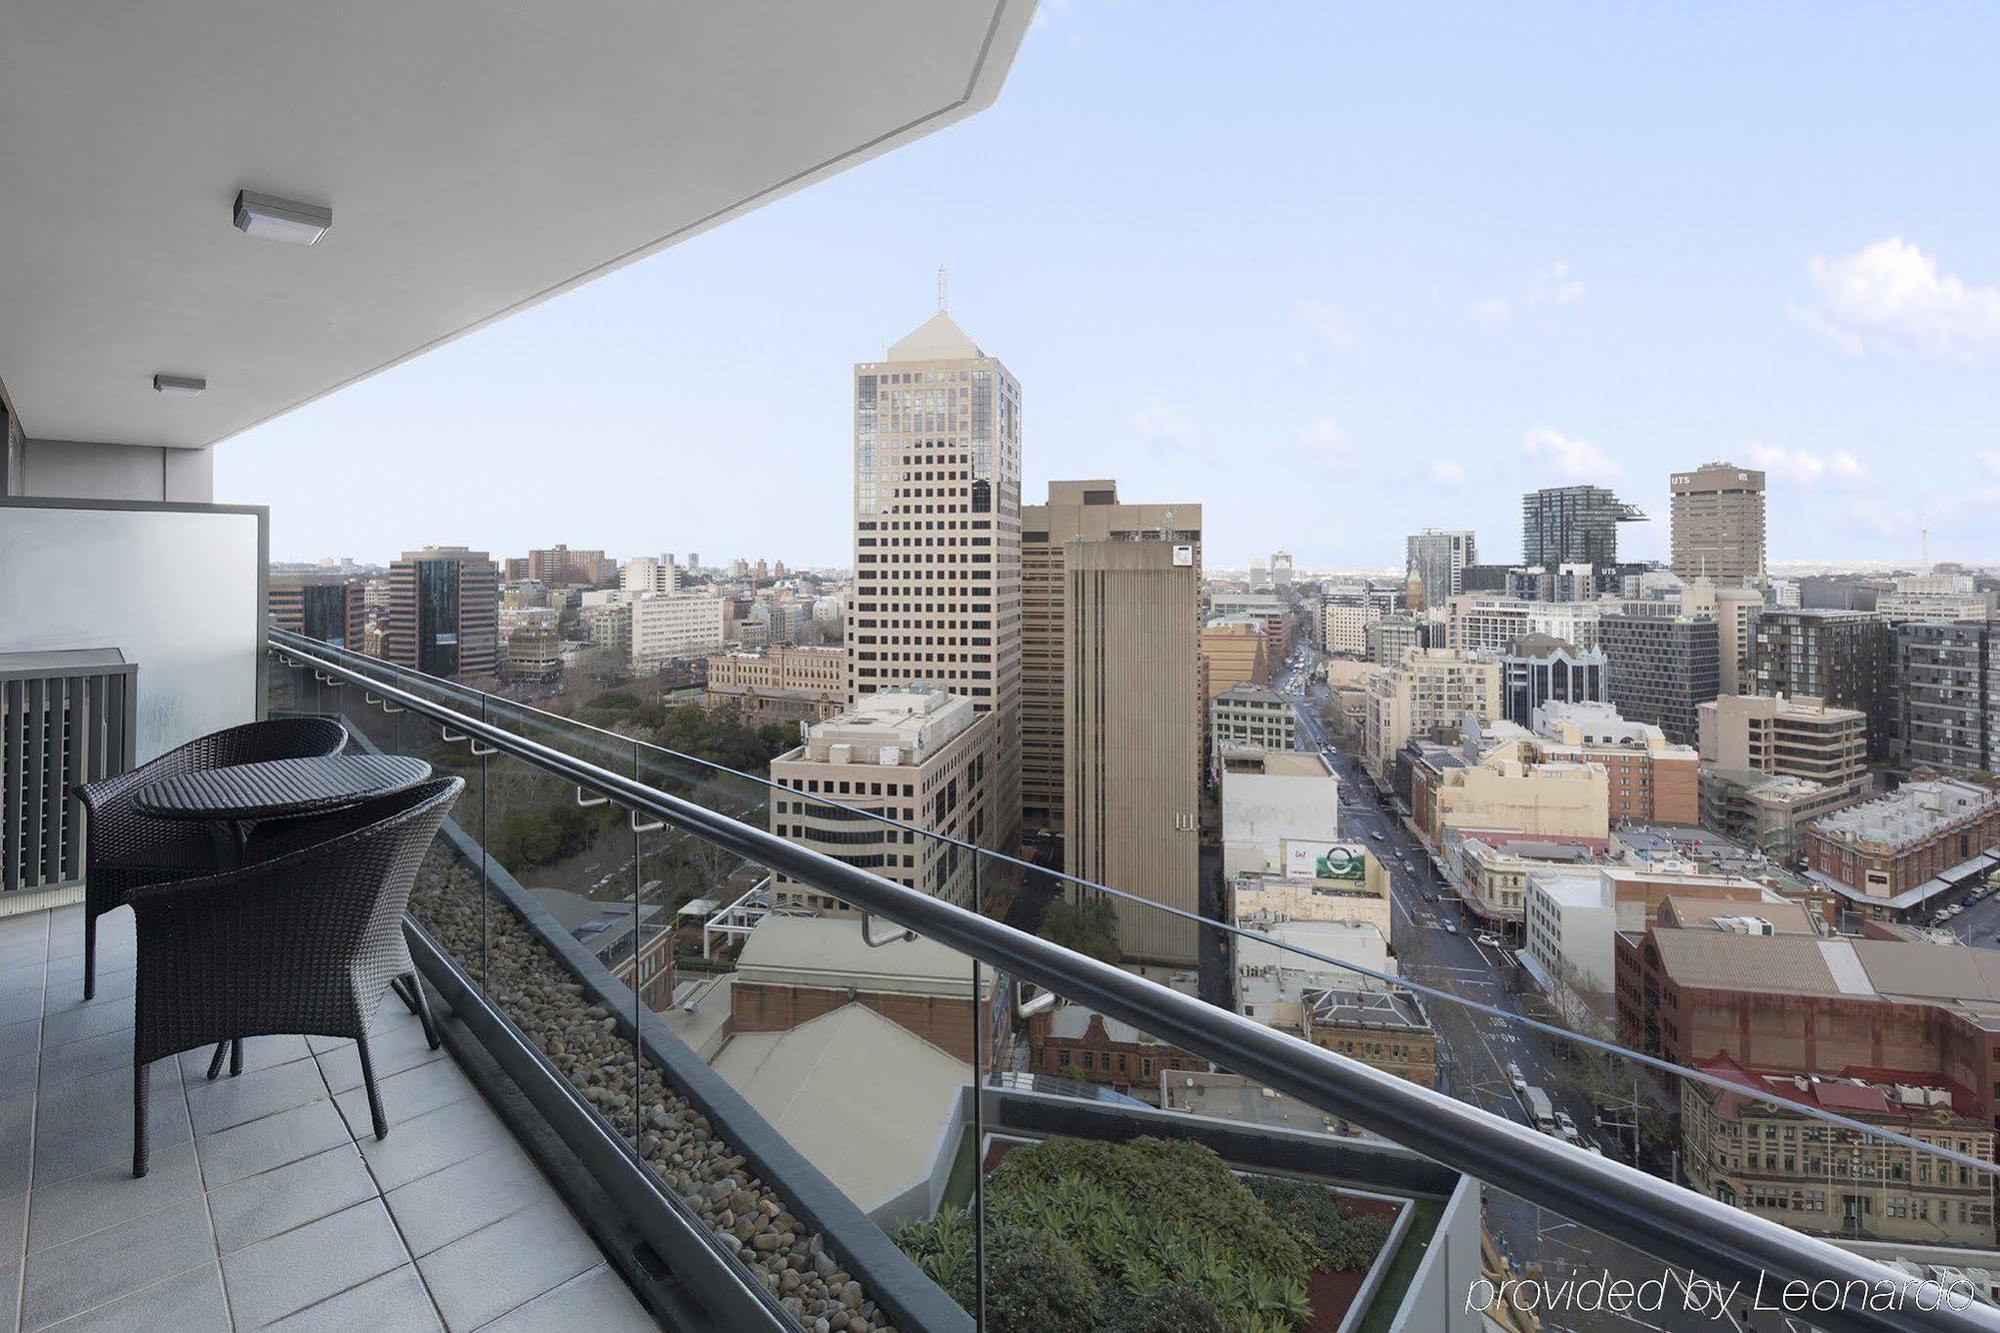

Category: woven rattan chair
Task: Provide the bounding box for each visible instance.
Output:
[127,776,463,1177]
[75,717,349,999]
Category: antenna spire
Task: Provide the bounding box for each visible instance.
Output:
[938,262,949,313]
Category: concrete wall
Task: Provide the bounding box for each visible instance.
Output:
[12,439,213,503]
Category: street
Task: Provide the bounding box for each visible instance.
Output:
[1278,648,1803,1333]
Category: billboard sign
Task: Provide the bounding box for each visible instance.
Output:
[1284,840,1368,883]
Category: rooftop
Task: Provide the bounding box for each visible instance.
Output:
[1811,779,1997,850]
[786,687,979,767]
[1696,1054,1985,1126]
[734,915,990,998]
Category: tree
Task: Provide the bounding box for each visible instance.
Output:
[1039,894,1123,964]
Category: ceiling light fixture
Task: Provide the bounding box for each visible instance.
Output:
[233,190,332,245]
[153,374,207,397]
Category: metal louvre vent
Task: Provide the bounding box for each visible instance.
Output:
[1,650,135,895]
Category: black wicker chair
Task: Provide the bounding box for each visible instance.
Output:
[75,717,350,999]
[127,776,463,1177]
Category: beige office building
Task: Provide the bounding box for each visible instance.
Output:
[1061,538,1202,962]
[1697,694,1868,789]
[1361,649,1501,791]
[1020,479,1201,835]
[850,311,1021,854]
[1670,462,1766,585]
[767,688,991,912]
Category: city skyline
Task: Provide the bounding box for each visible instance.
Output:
[217,4,2000,570]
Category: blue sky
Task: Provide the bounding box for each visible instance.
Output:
[220,1,2000,571]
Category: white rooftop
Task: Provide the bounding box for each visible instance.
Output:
[1813,780,1997,850]
[734,916,989,999]
[793,688,977,766]
[712,1005,966,1213]
[884,310,985,362]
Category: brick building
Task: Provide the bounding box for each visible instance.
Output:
[1807,779,2000,912]
[1028,1003,1203,1103]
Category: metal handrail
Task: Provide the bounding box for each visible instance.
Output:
[267,630,2000,1333]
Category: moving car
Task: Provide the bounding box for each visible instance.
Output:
[1507,1062,1527,1093]
[1554,1111,1580,1143]
[1443,921,1457,935]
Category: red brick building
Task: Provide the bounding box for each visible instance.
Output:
[1807,779,2000,907]
[1616,926,2000,1129]
[1027,1004,1203,1103]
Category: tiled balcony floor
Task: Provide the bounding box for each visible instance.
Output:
[0,903,657,1332]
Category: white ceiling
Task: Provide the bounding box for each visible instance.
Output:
[0,1,1030,449]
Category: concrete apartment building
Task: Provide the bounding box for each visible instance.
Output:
[1319,583,1401,657]
[1877,572,1993,624]
[630,592,726,670]
[266,574,365,651]
[1200,616,1269,698]
[849,310,1023,855]
[1220,749,1340,879]
[1061,537,1202,962]
[385,545,500,680]
[1683,1054,1993,1246]
[1019,479,1200,838]
[1698,695,1868,789]
[704,643,848,726]
[1406,529,1475,611]
[519,544,615,588]
[767,687,992,911]
[1700,770,1864,865]
[1408,736,1610,852]
[622,554,679,597]
[1670,462,1766,585]
[1209,683,1295,768]
[1533,700,1701,826]
[1679,579,1764,696]
[1599,612,1720,745]
[1899,620,1997,776]
[1361,648,1501,792]
[1366,614,1435,667]
[1445,594,1603,655]
[1806,779,2000,915]
[584,599,631,660]
[1751,608,1899,760]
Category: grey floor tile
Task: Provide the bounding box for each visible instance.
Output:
[221,1198,408,1329]
[0,1128,32,1201]
[0,983,46,1030]
[176,1034,312,1083]
[193,1100,353,1190]
[384,1145,552,1258]
[332,1059,470,1141]
[36,1003,127,1052]
[33,1063,189,1188]
[37,1032,131,1089]
[26,1141,201,1254]
[0,1017,40,1060]
[0,1257,18,1333]
[354,1096,513,1195]
[0,941,45,978]
[478,1263,653,1331]
[186,1057,329,1137]
[208,1144,374,1255]
[303,1034,353,1057]
[19,1196,213,1331]
[42,966,134,1014]
[415,1198,600,1333]
[35,1263,226,1333]
[261,1264,441,1332]
[315,1022,444,1095]
[0,1051,39,1100]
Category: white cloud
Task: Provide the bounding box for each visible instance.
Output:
[1746,441,1865,488]
[1132,406,1194,452]
[1982,451,2000,479]
[1802,237,2000,363]
[1291,299,1356,355]
[1300,417,1349,452]
[1471,260,1586,334]
[1427,459,1469,488]
[1522,427,1619,480]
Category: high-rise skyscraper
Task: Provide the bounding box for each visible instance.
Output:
[267,575,365,650]
[1020,482,1201,958]
[1405,529,1476,610]
[850,310,1022,852]
[386,546,500,680]
[1670,462,1766,584]
[1521,485,1645,571]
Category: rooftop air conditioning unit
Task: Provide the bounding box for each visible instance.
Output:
[2,650,136,895]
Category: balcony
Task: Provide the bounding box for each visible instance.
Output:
[0,901,652,1330]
